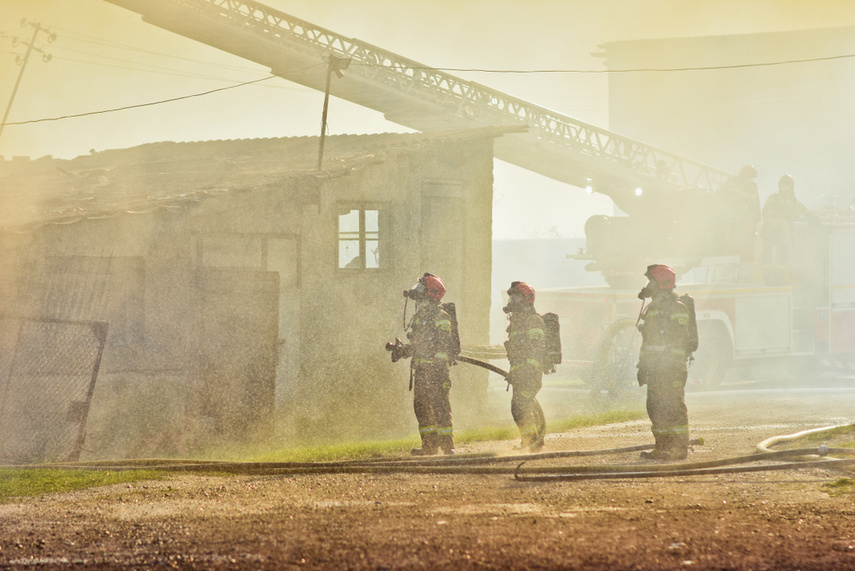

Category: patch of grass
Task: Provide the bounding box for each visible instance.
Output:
[0,468,163,504]
[244,409,647,463]
[822,477,855,497]
[801,424,855,443]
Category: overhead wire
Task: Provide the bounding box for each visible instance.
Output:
[0,62,324,127]
[2,21,854,129]
[395,53,855,74]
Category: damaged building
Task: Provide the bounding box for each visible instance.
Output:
[0,126,511,461]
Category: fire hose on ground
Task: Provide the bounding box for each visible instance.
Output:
[8,444,855,479]
[7,355,853,481]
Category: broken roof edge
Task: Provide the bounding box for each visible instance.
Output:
[81,124,528,162]
[1,125,523,234]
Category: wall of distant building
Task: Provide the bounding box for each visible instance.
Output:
[597,26,855,209]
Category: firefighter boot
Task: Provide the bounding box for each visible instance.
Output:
[530,401,546,452]
[411,431,439,456]
[439,434,455,455]
[640,434,668,460]
[668,433,689,460]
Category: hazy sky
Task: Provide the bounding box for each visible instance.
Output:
[2,0,854,239]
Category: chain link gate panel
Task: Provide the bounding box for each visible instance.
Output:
[0,317,107,464]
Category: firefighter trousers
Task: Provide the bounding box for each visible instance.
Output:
[645,368,689,456]
[413,367,454,453]
[511,373,546,448]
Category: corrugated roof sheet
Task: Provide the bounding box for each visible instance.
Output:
[0,126,522,232]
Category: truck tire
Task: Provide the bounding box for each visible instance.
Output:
[596,318,642,397]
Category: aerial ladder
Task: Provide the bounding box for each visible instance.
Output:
[104,0,732,204]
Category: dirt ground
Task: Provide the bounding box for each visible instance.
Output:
[2,387,855,570]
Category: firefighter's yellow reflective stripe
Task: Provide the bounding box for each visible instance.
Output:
[519,424,538,436]
[437,426,453,436]
[519,424,538,437]
[653,426,689,435]
[671,313,688,326]
[414,358,434,365]
[509,331,524,340]
[435,318,451,332]
[435,352,449,362]
[420,425,437,434]
[518,390,534,399]
[528,327,544,340]
[510,361,541,372]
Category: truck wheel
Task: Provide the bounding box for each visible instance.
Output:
[597,318,642,397]
[688,326,732,390]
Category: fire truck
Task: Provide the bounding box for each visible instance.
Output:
[537,204,855,394]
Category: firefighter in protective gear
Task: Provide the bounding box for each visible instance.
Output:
[759,174,814,285]
[503,281,547,452]
[716,164,761,259]
[397,273,455,455]
[636,265,698,461]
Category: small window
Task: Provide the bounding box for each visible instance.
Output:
[338,208,380,269]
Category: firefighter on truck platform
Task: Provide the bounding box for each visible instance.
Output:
[387,273,455,456]
[503,281,547,452]
[636,264,699,461]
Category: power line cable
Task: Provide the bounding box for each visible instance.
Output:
[0,74,288,127]
[353,52,855,74]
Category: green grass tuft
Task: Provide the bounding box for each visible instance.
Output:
[243,409,647,463]
[0,468,163,504]
[822,477,855,496]
[0,410,648,499]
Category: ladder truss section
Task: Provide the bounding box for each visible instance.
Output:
[105,0,733,195]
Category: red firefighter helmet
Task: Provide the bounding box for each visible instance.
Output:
[644,264,676,290]
[421,273,446,301]
[507,281,535,304]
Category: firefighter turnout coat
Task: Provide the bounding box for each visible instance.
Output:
[637,292,697,455]
[408,301,455,453]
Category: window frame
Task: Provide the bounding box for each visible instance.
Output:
[336,205,382,271]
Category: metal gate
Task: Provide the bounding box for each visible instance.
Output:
[0,316,107,464]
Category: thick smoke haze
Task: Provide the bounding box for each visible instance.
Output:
[2,0,854,239]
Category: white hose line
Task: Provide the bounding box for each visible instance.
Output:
[756,424,854,461]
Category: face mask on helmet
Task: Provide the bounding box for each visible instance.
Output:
[502,293,527,314]
[637,280,657,300]
[404,273,446,303]
[404,281,428,301]
[503,281,535,313]
[640,264,676,298]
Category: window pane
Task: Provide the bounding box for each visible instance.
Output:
[365,209,379,232]
[339,240,362,269]
[338,210,359,233]
[366,240,379,268]
[337,208,380,270]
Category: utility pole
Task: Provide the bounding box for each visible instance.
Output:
[317,54,351,171]
[0,19,56,141]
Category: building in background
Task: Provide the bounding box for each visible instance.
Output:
[0,127,505,460]
[597,26,855,208]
